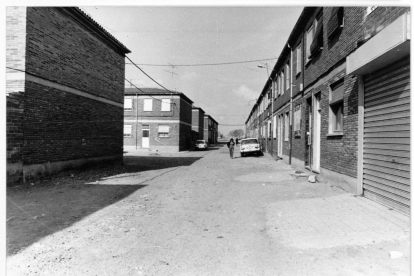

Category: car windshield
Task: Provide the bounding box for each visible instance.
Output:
[196,141,205,145]
[241,139,258,145]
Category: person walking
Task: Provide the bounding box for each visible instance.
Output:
[227,138,235,159]
[235,138,239,145]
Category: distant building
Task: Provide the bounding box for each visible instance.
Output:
[203,115,219,144]
[124,88,193,152]
[192,106,205,143]
[6,7,130,185]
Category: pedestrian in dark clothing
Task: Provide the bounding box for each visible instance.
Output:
[227,138,235,159]
[236,138,239,145]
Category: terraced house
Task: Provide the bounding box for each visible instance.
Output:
[245,7,410,214]
[6,7,130,185]
[123,88,194,152]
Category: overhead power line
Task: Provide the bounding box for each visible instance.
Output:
[125,55,177,94]
[125,57,278,67]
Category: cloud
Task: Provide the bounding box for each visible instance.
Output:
[232,84,257,100]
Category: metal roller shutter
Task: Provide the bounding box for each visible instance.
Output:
[363,58,410,214]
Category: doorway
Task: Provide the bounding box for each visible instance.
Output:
[142,125,150,148]
[312,93,321,172]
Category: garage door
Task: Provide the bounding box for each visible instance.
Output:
[363,58,410,214]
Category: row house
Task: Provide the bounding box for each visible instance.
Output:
[123,88,194,152]
[245,7,410,214]
[203,115,219,144]
[6,7,130,185]
[192,106,206,144]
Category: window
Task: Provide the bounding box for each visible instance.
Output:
[296,42,302,75]
[268,120,271,138]
[124,125,132,137]
[284,112,289,141]
[329,80,344,134]
[281,71,285,95]
[310,13,323,56]
[306,25,314,63]
[124,98,132,111]
[158,125,170,137]
[286,63,290,90]
[144,99,153,111]
[294,104,302,136]
[277,75,281,96]
[161,99,171,111]
[273,79,277,98]
[273,115,277,138]
[328,7,344,38]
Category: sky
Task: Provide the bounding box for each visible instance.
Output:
[80,5,304,136]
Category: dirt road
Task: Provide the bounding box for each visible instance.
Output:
[7,142,410,275]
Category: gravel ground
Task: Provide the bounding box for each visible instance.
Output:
[6,142,410,275]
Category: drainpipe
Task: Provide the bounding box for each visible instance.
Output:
[289,45,293,165]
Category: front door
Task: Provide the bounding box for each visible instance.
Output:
[142,127,149,148]
[312,93,321,172]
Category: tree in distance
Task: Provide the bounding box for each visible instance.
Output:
[228,129,244,138]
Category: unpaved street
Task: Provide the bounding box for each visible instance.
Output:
[7,142,410,275]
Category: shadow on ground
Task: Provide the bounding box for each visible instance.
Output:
[7,155,202,256]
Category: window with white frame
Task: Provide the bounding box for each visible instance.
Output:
[273,115,277,138]
[284,112,289,141]
[273,79,277,98]
[143,99,153,111]
[281,71,285,95]
[124,125,132,137]
[329,79,344,134]
[158,125,170,137]
[161,98,171,111]
[296,42,302,75]
[124,98,132,111]
[286,63,290,90]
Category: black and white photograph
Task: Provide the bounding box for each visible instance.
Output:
[4,1,411,275]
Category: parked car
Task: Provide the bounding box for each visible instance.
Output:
[195,140,208,150]
[239,138,261,157]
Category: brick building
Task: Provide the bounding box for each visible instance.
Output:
[191,106,205,143]
[123,88,194,152]
[245,7,410,214]
[203,115,219,144]
[6,7,130,185]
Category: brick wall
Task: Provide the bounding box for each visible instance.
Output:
[6,6,26,93]
[363,7,410,42]
[23,81,123,165]
[26,8,125,103]
[312,71,358,178]
[303,7,365,89]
